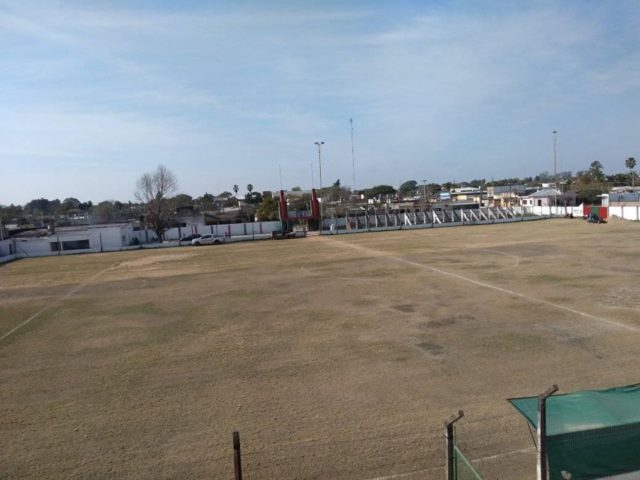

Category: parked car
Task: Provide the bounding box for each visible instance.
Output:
[180,234,201,242]
[192,234,225,245]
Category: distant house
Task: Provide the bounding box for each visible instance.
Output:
[202,208,253,224]
[520,188,576,207]
[447,187,486,205]
[487,185,530,208]
[175,206,205,226]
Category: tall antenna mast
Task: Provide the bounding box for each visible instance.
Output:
[350,118,356,189]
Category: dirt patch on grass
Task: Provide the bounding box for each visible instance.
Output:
[416,342,445,355]
[3,220,640,479]
[393,304,416,313]
[601,286,640,310]
[119,253,196,268]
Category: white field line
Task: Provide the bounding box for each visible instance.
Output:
[363,446,536,480]
[474,248,521,271]
[0,262,119,342]
[328,238,639,333]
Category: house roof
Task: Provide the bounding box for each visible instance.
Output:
[488,185,527,194]
[529,188,562,198]
[609,192,640,203]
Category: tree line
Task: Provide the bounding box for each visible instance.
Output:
[2,158,636,239]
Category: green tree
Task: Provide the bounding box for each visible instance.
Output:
[94,201,117,223]
[61,197,81,213]
[172,194,193,209]
[197,193,215,210]
[247,184,253,194]
[245,191,263,205]
[233,185,239,196]
[0,204,24,224]
[255,197,279,221]
[589,161,605,182]
[398,180,418,197]
[626,157,636,187]
[607,173,630,187]
[366,185,396,197]
[534,171,553,183]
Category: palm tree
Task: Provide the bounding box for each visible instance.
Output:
[247,184,253,194]
[626,157,636,187]
[233,184,239,196]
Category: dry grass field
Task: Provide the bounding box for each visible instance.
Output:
[2,219,640,479]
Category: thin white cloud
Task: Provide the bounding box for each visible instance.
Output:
[0,1,638,203]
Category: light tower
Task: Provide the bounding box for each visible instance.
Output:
[314,141,325,189]
[553,130,558,210]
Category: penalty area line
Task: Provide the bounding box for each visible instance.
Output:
[0,262,119,343]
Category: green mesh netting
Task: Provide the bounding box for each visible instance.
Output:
[510,383,640,480]
[454,445,482,480]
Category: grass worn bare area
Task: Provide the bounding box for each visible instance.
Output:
[1,219,640,479]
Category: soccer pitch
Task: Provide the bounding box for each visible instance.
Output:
[2,219,640,479]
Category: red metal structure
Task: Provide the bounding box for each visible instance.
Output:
[278,189,321,231]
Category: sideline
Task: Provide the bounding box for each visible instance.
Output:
[325,237,638,333]
[362,446,535,480]
[0,262,119,343]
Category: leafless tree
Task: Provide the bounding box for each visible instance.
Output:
[135,165,178,241]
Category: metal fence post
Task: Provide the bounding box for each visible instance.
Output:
[537,385,558,480]
[445,410,464,480]
[233,431,242,480]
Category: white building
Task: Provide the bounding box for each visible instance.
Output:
[520,188,576,207]
[9,223,135,258]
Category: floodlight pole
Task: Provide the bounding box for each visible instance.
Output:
[315,141,325,189]
[445,410,464,480]
[553,130,558,215]
[537,384,559,480]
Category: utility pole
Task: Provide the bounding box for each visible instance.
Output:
[553,130,558,213]
[314,141,325,189]
[310,162,315,189]
[350,118,356,189]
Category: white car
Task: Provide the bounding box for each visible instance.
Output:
[192,234,225,246]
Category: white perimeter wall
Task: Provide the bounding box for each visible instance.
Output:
[163,221,281,240]
[518,204,640,221]
[517,205,584,217]
[609,205,640,221]
[0,239,12,256]
[0,239,15,263]
[1,221,282,262]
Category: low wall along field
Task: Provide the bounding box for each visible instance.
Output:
[1,219,640,479]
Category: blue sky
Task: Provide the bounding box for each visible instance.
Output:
[1,0,639,204]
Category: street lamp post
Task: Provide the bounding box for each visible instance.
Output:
[314,141,325,189]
